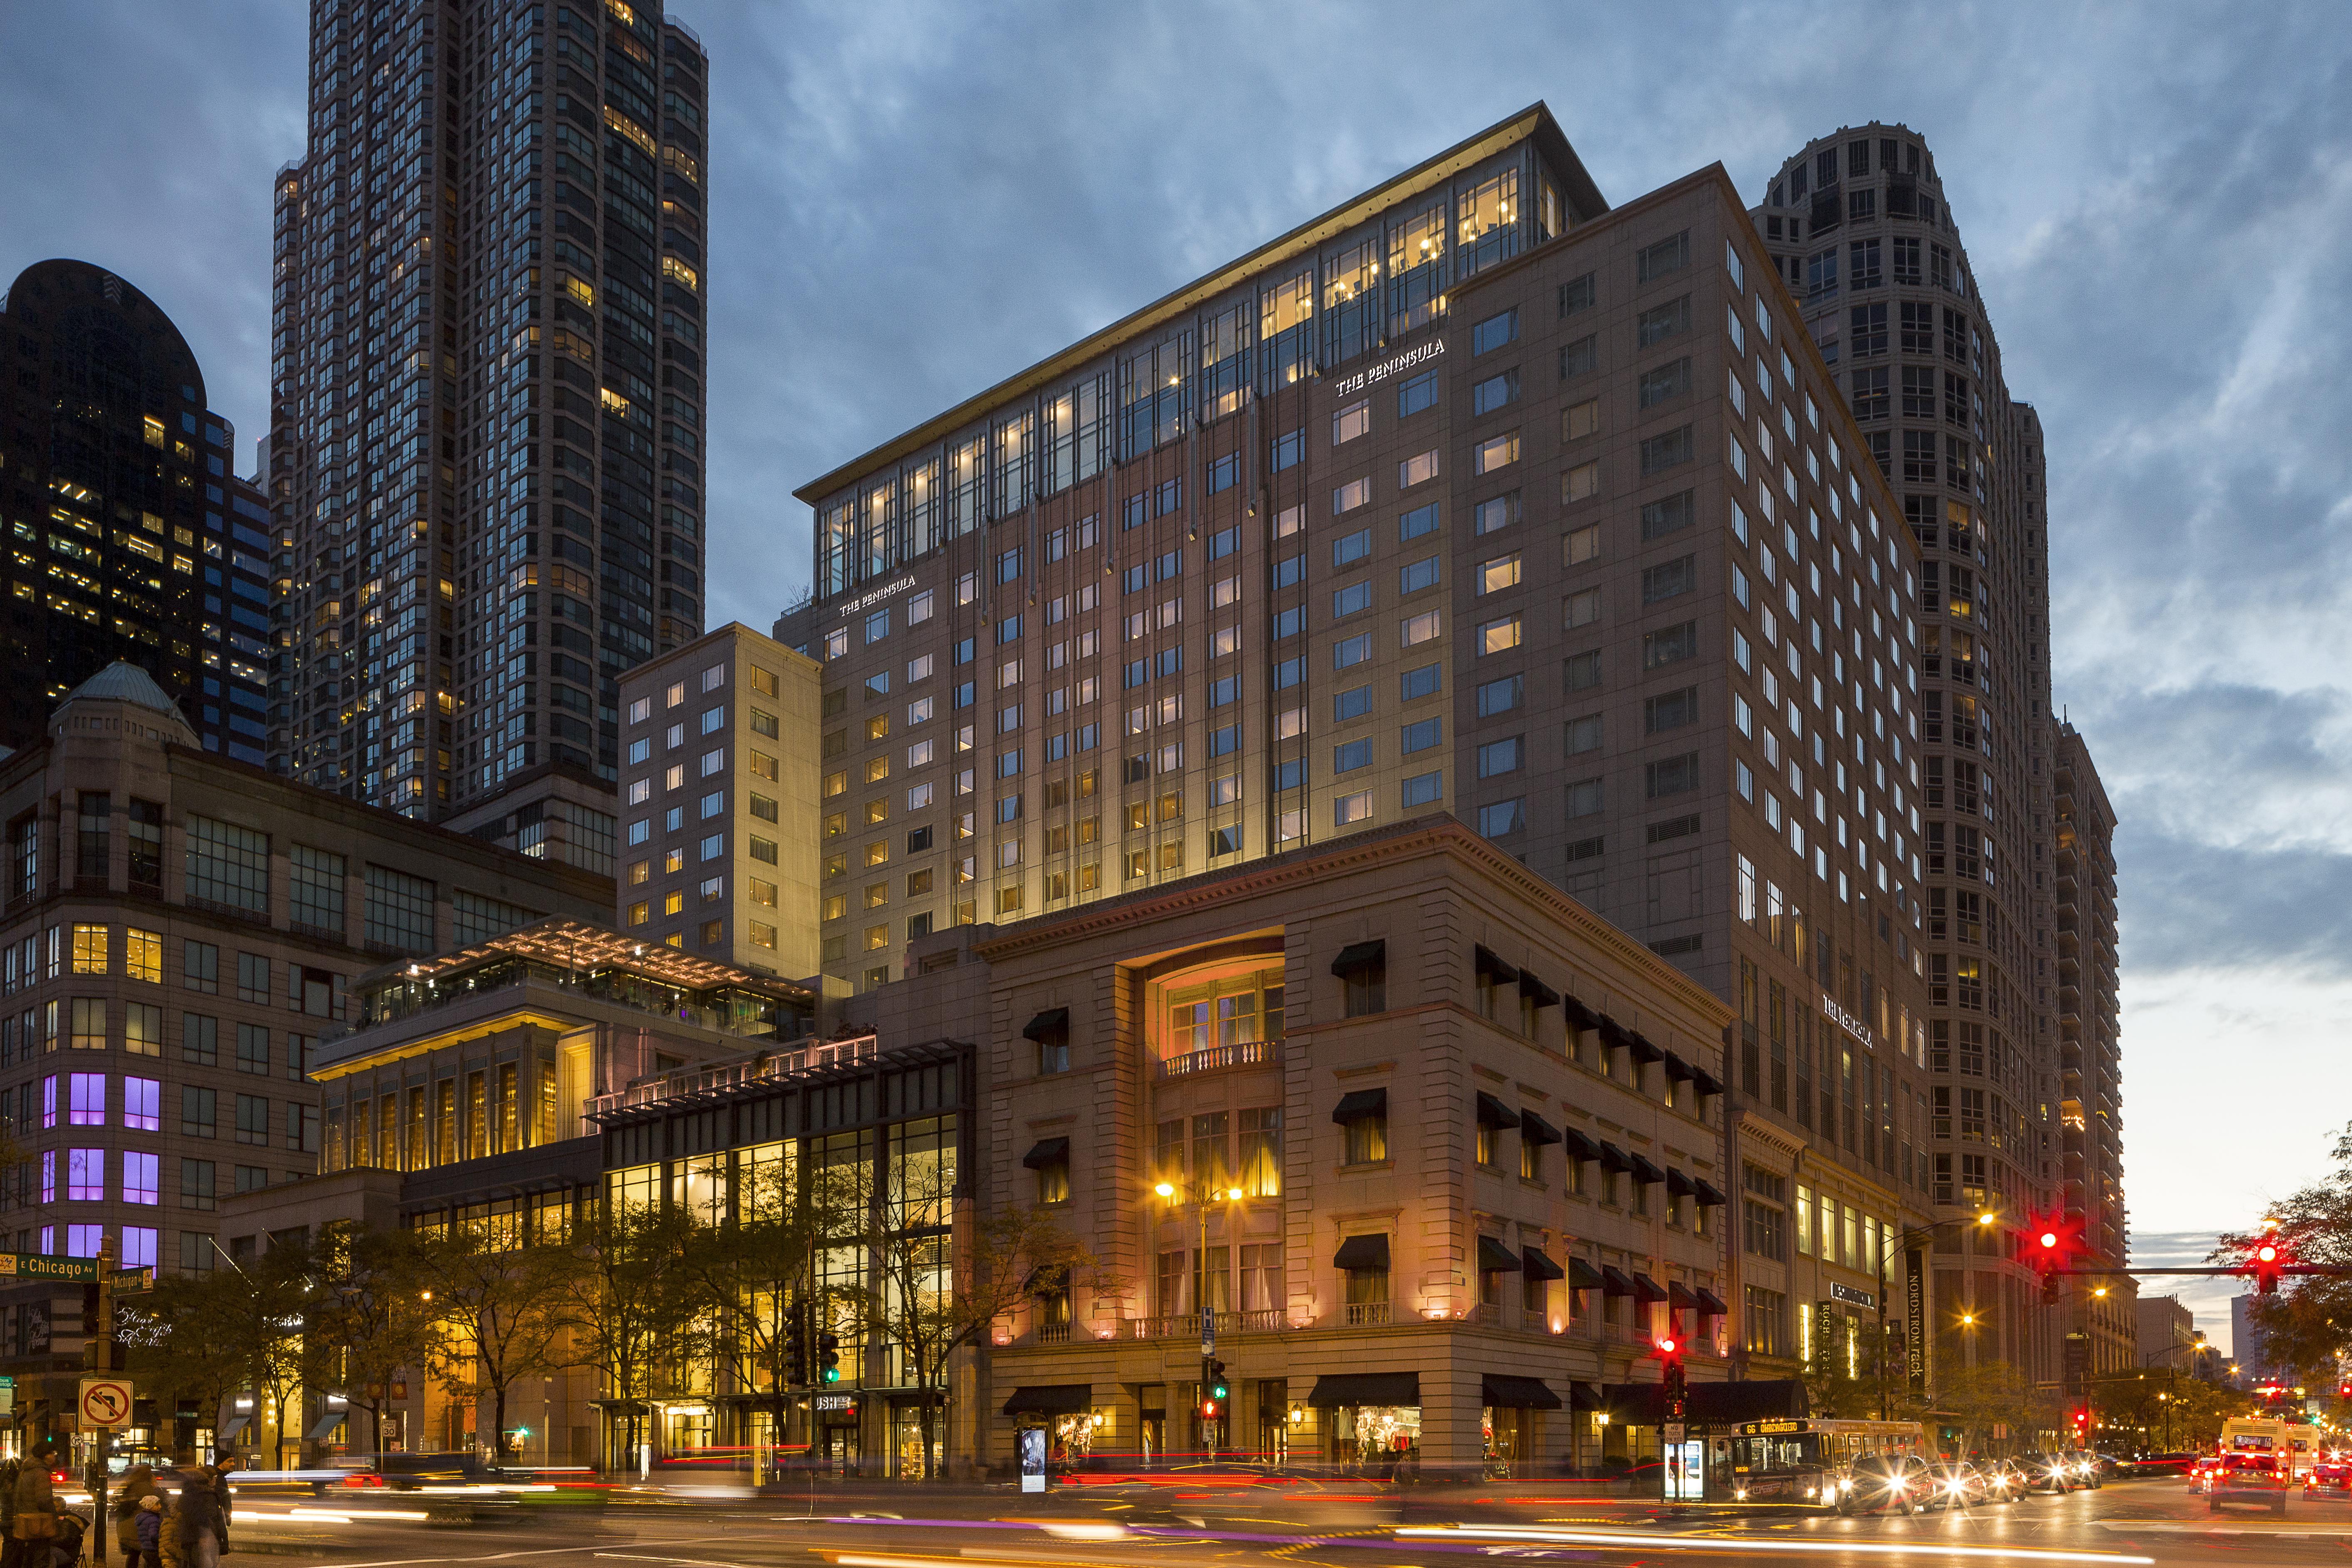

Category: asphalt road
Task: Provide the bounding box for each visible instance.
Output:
[206,1475,2352,1568]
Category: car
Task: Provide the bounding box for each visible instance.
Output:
[2061,1448,2104,1489]
[2134,1451,2198,1481]
[2190,1454,2224,1488]
[1920,1460,1989,1509]
[1979,1456,2030,1501]
[2018,1451,2078,1493]
[2209,1453,2289,1514]
[1838,1453,1930,1515]
[2304,1461,2352,1498]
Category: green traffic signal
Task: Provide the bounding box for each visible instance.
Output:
[1211,1381,1229,1399]
[823,1366,840,1384]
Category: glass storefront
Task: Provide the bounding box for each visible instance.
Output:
[1329,1404,1420,1473]
[890,1401,941,1478]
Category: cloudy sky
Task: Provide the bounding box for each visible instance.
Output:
[6,2,2348,1347]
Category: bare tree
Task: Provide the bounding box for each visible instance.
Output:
[309,1223,441,1455]
[843,1136,1117,1479]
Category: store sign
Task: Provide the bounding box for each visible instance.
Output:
[1904,1250,1927,1396]
[1830,1282,1875,1309]
[1820,992,1874,1049]
[831,574,917,633]
[814,1394,858,1415]
[1331,338,1445,399]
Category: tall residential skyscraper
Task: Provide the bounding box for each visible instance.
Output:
[1751,126,2065,1383]
[2055,725,2123,1263]
[783,105,1941,1389]
[0,260,271,760]
[267,0,711,847]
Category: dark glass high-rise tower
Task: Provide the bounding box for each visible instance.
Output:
[0,259,271,761]
[267,0,708,855]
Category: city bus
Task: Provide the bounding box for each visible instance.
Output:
[1701,1418,1928,1507]
[2221,1418,2317,1479]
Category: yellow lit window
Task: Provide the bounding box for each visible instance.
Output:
[751,666,779,698]
[1077,817,1099,845]
[1157,793,1183,823]
[125,929,161,984]
[864,882,888,910]
[905,869,933,897]
[749,921,778,950]
[143,416,165,449]
[863,757,890,785]
[955,900,977,926]
[865,799,889,825]
[1078,863,1100,891]
[663,933,683,949]
[1125,851,1148,880]
[663,892,684,916]
[866,715,889,742]
[749,878,778,907]
[822,895,847,922]
[863,924,889,952]
[1047,872,1068,900]
[664,254,700,292]
[1479,615,1522,655]
[627,901,649,926]
[996,887,1024,916]
[1478,555,1522,595]
[71,925,107,975]
[953,858,975,885]
[864,841,890,868]
[1125,803,1149,832]
[664,849,685,874]
[824,770,847,798]
[750,750,779,782]
[823,812,847,838]
[1158,842,1184,871]
[824,853,847,881]
[627,860,650,885]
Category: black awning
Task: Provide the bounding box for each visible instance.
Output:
[215,1416,250,1443]
[1520,1109,1561,1146]
[1522,1248,1565,1282]
[1332,1087,1387,1124]
[1693,1177,1728,1208]
[1476,1234,1522,1272]
[1482,1374,1562,1410]
[1334,1232,1391,1271]
[1597,1015,1635,1052]
[1563,995,1603,1032]
[1695,1286,1730,1316]
[1517,970,1559,1007]
[1561,1125,1601,1162]
[1475,1091,1517,1128]
[1663,1049,1695,1082]
[1601,1264,1636,1297]
[1568,1257,1605,1290]
[1474,944,1518,983]
[1021,1137,1070,1170]
[1633,1272,1668,1304]
[1668,1281,1699,1310]
[306,1408,348,1440]
[1597,1141,1632,1173]
[1665,1167,1696,1197]
[1693,1067,1724,1099]
[1629,1153,1666,1186]
[1332,939,1386,976]
[1569,1380,1605,1411]
[1002,1384,1094,1415]
[1629,1032,1665,1065]
[1020,1007,1070,1041]
[1307,1372,1419,1408]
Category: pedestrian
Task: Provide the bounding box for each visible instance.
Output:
[0,1452,20,1568]
[114,1465,162,1568]
[134,1496,162,1568]
[8,1445,57,1566]
[172,1468,224,1568]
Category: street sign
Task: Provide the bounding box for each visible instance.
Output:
[79,1378,132,1429]
[1664,1421,1686,1443]
[0,1254,98,1284]
[112,1267,155,1294]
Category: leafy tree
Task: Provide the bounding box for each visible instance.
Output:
[1934,1360,2047,1456]
[562,1199,696,1473]
[676,1152,847,1472]
[2216,1120,2352,1380]
[308,1223,440,1455]
[1803,1316,1881,1418]
[414,1230,576,1460]
[122,1240,312,1466]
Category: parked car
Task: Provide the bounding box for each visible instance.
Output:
[2208,1453,2289,1514]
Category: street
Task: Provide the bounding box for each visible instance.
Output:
[208,1474,2352,1568]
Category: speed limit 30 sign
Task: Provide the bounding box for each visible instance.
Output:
[79,1378,132,1429]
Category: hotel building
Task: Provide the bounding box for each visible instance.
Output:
[783,105,1938,1391]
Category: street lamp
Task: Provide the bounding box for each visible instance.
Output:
[1154,1177,1245,1455]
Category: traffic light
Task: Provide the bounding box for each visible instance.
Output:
[784,1305,808,1386]
[1207,1359,1230,1402]
[1200,1359,1229,1422]
[2071,1406,2090,1442]
[1656,1336,1689,1420]
[2023,1211,2079,1303]
[817,1331,841,1384]
[2253,1233,2284,1296]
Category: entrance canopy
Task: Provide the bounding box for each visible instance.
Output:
[1307,1372,1418,1408]
[1000,1384,1092,1416]
[1481,1374,1562,1409]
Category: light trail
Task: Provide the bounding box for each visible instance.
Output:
[1396,1523,2154,1564]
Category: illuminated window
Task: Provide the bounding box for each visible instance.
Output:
[126,929,162,983]
[72,925,107,975]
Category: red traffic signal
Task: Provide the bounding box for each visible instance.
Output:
[1655,1336,1680,1358]
[2252,1231,2286,1295]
